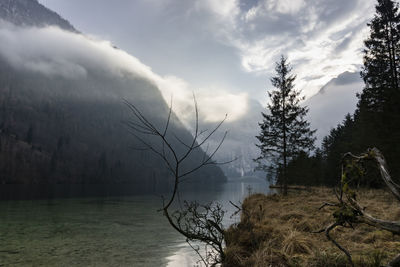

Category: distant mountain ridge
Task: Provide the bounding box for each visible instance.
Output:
[305,71,363,144]
[0,0,76,31]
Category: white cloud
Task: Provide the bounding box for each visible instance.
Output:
[155,75,248,124]
[37,0,377,105]
[0,21,248,126]
[197,91,248,122]
[266,0,306,15]
[196,0,239,21]
[195,0,375,98]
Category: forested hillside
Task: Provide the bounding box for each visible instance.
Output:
[0,0,225,198]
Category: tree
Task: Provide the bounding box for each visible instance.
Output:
[310,0,400,189]
[125,97,228,266]
[284,149,323,186]
[270,0,400,189]
[357,0,400,178]
[255,56,315,195]
[361,0,400,96]
[321,114,358,186]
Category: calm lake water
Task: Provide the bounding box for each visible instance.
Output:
[0,178,270,266]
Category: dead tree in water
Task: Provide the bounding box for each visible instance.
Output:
[315,147,400,267]
[125,97,228,266]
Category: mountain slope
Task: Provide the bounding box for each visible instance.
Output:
[305,71,363,144]
[0,0,225,198]
[0,0,76,31]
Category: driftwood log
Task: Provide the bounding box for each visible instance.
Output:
[315,148,400,267]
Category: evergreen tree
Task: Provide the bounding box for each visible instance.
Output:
[281,0,400,188]
[255,56,316,195]
[285,149,323,186]
[357,0,400,178]
[321,114,357,186]
[361,0,400,95]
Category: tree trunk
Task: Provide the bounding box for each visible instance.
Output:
[282,85,288,196]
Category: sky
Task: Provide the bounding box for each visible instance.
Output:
[38,0,376,106]
[0,0,382,173]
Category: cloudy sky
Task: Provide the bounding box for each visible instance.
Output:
[38,0,376,103]
[0,0,381,170]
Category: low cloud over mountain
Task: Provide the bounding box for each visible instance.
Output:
[305,71,363,144]
[0,20,248,127]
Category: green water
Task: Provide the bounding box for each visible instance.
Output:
[0,179,270,266]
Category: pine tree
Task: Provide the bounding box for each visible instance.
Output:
[361,0,400,95]
[255,56,316,195]
[357,0,400,178]
[321,114,357,186]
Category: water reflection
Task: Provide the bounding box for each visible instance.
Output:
[0,177,270,266]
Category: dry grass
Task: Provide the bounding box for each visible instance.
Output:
[281,230,314,256]
[224,187,400,267]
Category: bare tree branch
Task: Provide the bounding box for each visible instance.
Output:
[124,95,229,266]
[325,222,354,267]
[162,96,173,137]
[318,202,339,210]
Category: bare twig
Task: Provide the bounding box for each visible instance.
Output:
[124,95,228,265]
[318,202,339,210]
[187,240,208,267]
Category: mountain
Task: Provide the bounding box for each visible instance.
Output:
[207,99,264,178]
[0,0,76,31]
[0,0,225,199]
[305,71,363,144]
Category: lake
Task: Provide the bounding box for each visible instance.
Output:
[0,178,270,266]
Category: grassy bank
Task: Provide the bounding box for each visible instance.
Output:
[224,188,400,266]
